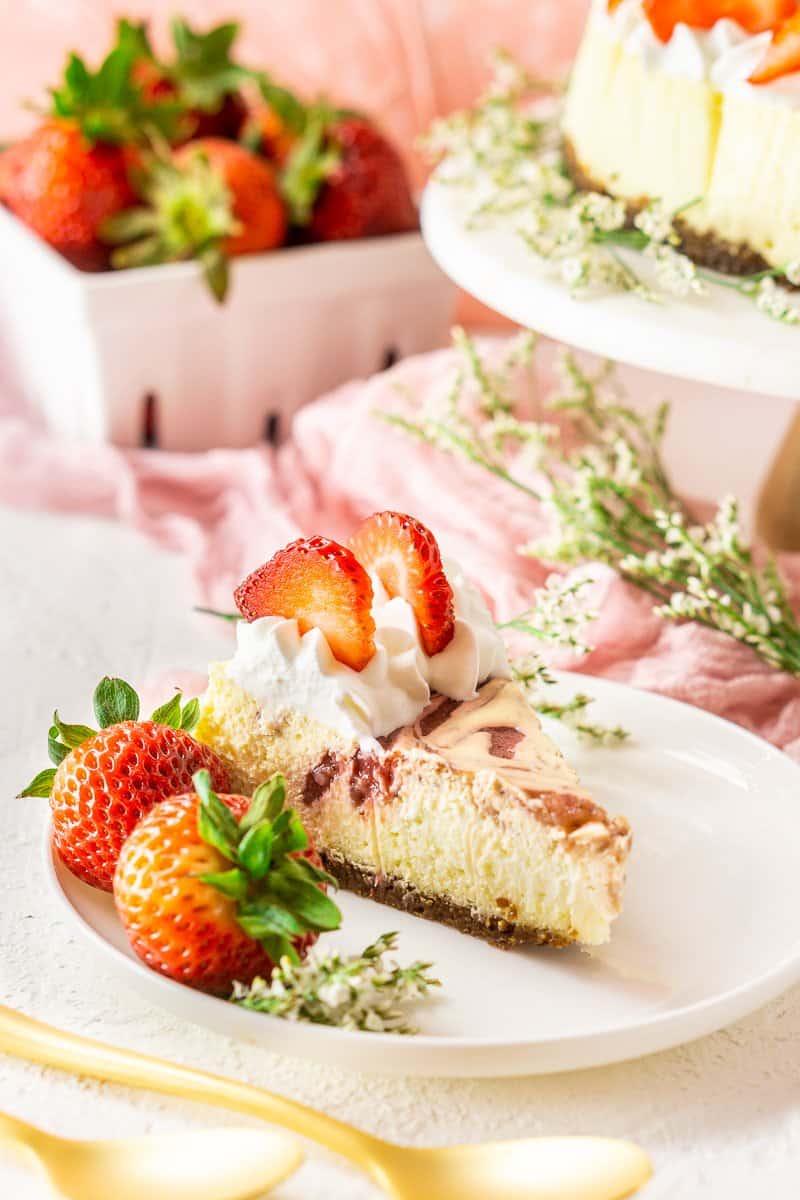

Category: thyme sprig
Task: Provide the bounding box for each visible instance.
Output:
[385,328,800,680]
[231,932,440,1034]
[426,51,800,324]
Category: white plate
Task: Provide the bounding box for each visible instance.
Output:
[47,674,800,1078]
[421,181,798,400]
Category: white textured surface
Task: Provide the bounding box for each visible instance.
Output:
[2,505,800,1198]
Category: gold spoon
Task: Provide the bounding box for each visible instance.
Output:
[0,1110,302,1200]
[0,1003,652,1200]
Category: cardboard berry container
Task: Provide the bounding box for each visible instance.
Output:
[0,206,456,451]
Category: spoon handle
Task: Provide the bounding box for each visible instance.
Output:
[0,1003,381,1172]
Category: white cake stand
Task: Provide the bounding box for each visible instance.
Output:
[421,181,800,548]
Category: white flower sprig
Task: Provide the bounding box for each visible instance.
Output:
[385,329,800,679]
[231,932,440,1035]
[426,53,800,325]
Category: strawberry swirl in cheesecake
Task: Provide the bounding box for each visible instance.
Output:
[196,512,632,948]
[564,0,800,275]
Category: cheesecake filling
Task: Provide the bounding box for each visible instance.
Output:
[597,0,800,107]
[226,557,510,744]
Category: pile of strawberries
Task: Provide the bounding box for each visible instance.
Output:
[0,17,417,299]
[613,0,800,82]
[21,678,340,995]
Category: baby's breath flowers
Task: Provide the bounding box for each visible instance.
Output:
[426,52,800,324]
[231,932,440,1034]
[385,328,800,680]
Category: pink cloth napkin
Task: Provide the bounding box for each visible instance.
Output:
[3,338,800,760]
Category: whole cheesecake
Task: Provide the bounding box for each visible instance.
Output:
[563,0,800,274]
[196,515,632,949]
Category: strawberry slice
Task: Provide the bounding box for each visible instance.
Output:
[750,10,800,81]
[642,0,795,42]
[234,536,376,672]
[349,511,456,657]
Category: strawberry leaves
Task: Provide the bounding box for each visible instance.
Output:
[101,150,238,303]
[194,769,341,965]
[19,676,204,798]
[50,42,183,145]
[169,18,246,114]
[94,677,140,727]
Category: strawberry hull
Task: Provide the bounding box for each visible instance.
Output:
[0,206,455,451]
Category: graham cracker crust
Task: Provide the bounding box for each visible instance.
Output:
[562,137,773,279]
[321,853,570,949]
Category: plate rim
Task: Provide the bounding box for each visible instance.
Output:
[44,672,800,1077]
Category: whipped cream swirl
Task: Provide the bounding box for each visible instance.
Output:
[597,0,799,108]
[226,558,511,745]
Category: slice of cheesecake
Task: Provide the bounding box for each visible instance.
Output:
[198,669,631,947]
[196,514,632,948]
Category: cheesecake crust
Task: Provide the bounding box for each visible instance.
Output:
[562,137,777,280]
[322,853,571,949]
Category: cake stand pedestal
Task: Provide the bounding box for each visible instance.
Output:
[421,181,800,550]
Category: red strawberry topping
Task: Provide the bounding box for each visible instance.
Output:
[641,0,796,42]
[349,511,456,658]
[234,536,377,672]
[750,10,800,80]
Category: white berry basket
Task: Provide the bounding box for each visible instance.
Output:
[0,205,456,450]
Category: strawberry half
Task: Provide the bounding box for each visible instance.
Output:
[642,0,795,42]
[349,511,456,657]
[750,10,800,81]
[234,536,377,672]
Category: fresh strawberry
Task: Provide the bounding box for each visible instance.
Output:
[642,0,796,41]
[174,140,286,254]
[20,677,229,892]
[281,111,417,239]
[113,770,340,995]
[0,39,183,267]
[102,139,287,300]
[0,121,134,269]
[349,511,455,657]
[234,536,377,672]
[750,10,800,80]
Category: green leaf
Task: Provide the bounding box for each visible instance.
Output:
[270,876,342,932]
[19,768,57,798]
[180,697,200,733]
[238,824,274,879]
[240,774,285,831]
[280,107,341,225]
[281,854,338,890]
[97,46,131,105]
[256,74,307,134]
[259,932,299,966]
[271,812,309,859]
[150,692,183,729]
[194,768,240,861]
[52,712,96,750]
[115,18,154,62]
[201,867,249,901]
[47,726,69,767]
[193,606,239,622]
[200,244,229,304]
[236,902,306,940]
[93,677,140,727]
